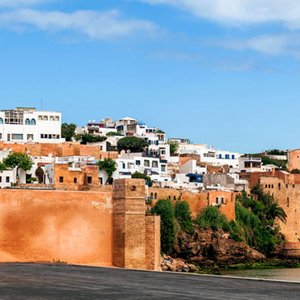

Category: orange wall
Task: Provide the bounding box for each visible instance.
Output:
[0,142,117,160]
[0,189,113,265]
[149,188,236,221]
[288,150,300,172]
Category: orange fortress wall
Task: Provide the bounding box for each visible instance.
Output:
[0,189,113,265]
[0,142,118,160]
[0,179,161,270]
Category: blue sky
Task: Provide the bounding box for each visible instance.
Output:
[0,0,300,153]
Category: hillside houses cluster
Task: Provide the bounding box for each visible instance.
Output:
[0,107,289,195]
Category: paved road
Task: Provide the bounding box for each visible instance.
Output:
[0,263,300,300]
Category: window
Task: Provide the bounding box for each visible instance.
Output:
[161,165,166,172]
[12,134,23,140]
[6,176,10,183]
[87,176,92,184]
[27,134,34,140]
[216,197,219,204]
[25,118,30,125]
[136,160,141,166]
[74,177,77,184]
[154,193,157,199]
[31,119,36,125]
[38,115,43,120]
[59,176,64,183]
[0,133,2,140]
[225,154,230,159]
[232,155,235,159]
[43,116,48,121]
[221,197,225,204]
[0,118,3,124]
[0,177,2,182]
[50,116,55,121]
[122,163,126,169]
[152,161,158,168]
[287,197,290,207]
[278,183,281,190]
[144,160,150,167]
[55,116,59,121]
[218,154,222,159]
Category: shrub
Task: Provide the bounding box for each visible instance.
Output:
[196,206,230,232]
[117,137,148,153]
[175,201,193,233]
[151,199,176,254]
[131,172,152,187]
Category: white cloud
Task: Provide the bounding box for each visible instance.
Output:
[218,34,300,57]
[0,9,157,40]
[142,0,300,29]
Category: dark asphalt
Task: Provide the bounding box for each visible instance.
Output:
[0,263,299,300]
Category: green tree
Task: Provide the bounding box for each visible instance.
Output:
[196,206,230,232]
[291,169,300,174]
[117,137,148,153]
[3,152,33,181]
[76,134,107,145]
[151,199,176,254]
[131,172,153,187]
[106,131,123,137]
[61,123,76,142]
[97,158,117,184]
[35,166,45,184]
[168,141,179,155]
[0,162,7,171]
[232,185,287,255]
[175,201,193,233]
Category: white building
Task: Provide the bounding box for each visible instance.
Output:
[0,107,64,143]
[0,170,16,188]
[178,143,241,168]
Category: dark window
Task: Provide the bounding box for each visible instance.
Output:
[136,160,141,166]
[216,197,219,204]
[6,176,10,183]
[87,176,92,184]
[221,197,225,204]
[154,193,157,200]
[74,177,77,184]
[59,176,64,183]
[0,176,2,182]
[287,197,290,207]
[278,183,281,190]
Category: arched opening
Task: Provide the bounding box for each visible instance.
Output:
[25,118,30,125]
[31,119,36,125]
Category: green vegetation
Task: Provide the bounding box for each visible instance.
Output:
[230,186,286,255]
[243,152,287,170]
[0,162,7,171]
[151,199,176,254]
[266,149,287,156]
[61,123,76,142]
[97,158,117,184]
[175,200,193,233]
[35,166,44,184]
[3,152,33,173]
[168,141,179,156]
[76,134,107,144]
[117,136,148,153]
[151,183,286,259]
[106,131,123,137]
[291,169,300,174]
[131,172,153,187]
[196,206,230,232]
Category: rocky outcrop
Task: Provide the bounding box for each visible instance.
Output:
[161,228,265,272]
[161,255,198,272]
